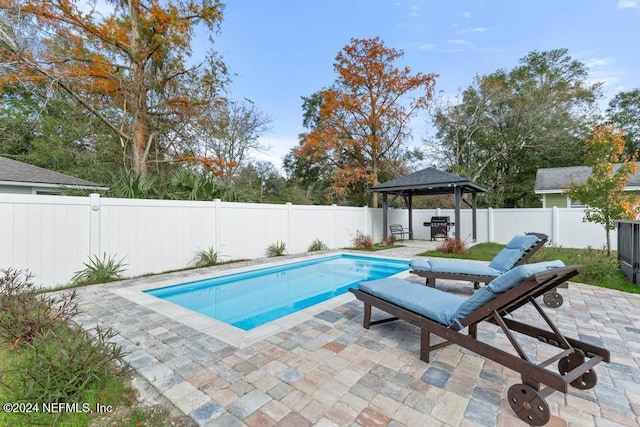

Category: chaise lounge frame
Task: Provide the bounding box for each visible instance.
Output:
[410,232,566,308]
[350,265,609,425]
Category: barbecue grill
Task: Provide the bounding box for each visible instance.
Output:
[423,216,455,240]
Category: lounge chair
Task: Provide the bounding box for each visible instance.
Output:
[410,232,565,308]
[350,262,609,426]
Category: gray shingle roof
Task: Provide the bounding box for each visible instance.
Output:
[535,163,640,192]
[371,167,486,194]
[0,156,105,188]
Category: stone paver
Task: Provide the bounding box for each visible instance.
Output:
[70,247,640,426]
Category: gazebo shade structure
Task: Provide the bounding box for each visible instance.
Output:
[370,167,487,241]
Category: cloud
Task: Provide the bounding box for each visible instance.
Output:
[254,136,299,171]
[418,43,438,51]
[461,11,471,18]
[582,55,627,98]
[470,27,490,33]
[447,39,471,45]
[410,6,420,17]
[585,57,612,68]
[617,0,640,9]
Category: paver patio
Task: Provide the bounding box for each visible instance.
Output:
[71,246,640,426]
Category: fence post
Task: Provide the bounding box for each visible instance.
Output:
[551,207,559,245]
[332,204,337,249]
[487,207,494,243]
[89,193,101,256]
[214,199,222,252]
[363,206,369,237]
[286,202,292,251]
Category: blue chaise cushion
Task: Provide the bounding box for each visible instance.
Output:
[358,260,565,329]
[358,278,465,326]
[411,258,501,277]
[451,260,565,325]
[488,234,540,273]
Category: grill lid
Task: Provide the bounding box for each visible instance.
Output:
[430,216,450,223]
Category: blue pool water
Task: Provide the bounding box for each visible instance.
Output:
[146,254,409,330]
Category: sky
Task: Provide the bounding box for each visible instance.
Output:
[210,0,640,170]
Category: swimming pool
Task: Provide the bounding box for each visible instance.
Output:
[146,254,409,330]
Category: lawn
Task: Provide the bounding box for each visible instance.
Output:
[419,243,639,294]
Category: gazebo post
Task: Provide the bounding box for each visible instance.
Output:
[454,186,461,240]
[382,192,389,241]
[472,191,477,242]
[407,194,413,240]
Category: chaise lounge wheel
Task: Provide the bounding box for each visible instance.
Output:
[570,368,598,390]
[508,383,550,426]
[558,352,598,389]
[543,291,563,308]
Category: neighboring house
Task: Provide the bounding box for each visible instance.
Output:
[0,156,108,195]
[535,163,640,208]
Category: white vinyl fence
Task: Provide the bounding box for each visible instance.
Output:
[0,193,614,287]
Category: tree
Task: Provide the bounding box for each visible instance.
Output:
[430,49,600,207]
[607,88,640,156]
[0,84,121,183]
[296,37,437,207]
[0,0,228,176]
[194,99,272,182]
[564,125,640,255]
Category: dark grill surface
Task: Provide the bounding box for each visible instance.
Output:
[423,216,454,240]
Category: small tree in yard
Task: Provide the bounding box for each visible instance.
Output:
[565,125,640,255]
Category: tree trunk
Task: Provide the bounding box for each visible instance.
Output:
[128,0,148,176]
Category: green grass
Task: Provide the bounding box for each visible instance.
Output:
[419,243,638,294]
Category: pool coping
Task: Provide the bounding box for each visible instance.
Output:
[111,251,412,348]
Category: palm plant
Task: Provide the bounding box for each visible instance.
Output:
[191,247,219,268]
[71,253,127,285]
[266,241,287,257]
[308,238,329,252]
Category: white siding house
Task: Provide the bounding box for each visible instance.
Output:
[0,156,107,195]
[535,163,640,208]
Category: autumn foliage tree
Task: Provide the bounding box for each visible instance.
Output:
[296,37,437,207]
[565,125,640,255]
[0,0,227,176]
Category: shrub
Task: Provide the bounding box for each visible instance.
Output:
[71,253,127,285]
[438,238,467,254]
[0,268,128,426]
[577,253,619,284]
[383,235,397,246]
[0,268,77,347]
[352,231,373,249]
[1,323,127,403]
[267,241,287,257]
[308,238,329,252]
[191,247,219,267]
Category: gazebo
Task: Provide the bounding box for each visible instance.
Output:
[370,167,487,242]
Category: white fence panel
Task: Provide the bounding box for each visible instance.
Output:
[489,209,555,244]
[218,202,288,260]
[289,205,336,253]
[98,197,216,277]
[333,206,371,248]
[0,193,621,287]
[0,194,91,285]
[555,208,615,250]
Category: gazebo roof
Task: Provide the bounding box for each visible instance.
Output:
[370,167,487,196]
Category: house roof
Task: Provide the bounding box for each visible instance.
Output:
[0,156,106,189]
[535,162,640,193]
[370,167,486,195]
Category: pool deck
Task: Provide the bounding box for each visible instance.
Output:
[71,245,640,426]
